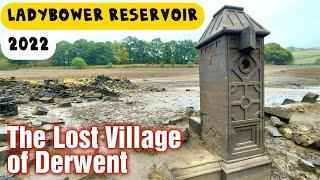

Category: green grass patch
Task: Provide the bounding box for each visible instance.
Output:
[292,48,320,65]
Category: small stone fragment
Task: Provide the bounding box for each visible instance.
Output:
[265,126,282,137]
[271,116,285,128]
[185,107,195,117]
[33,106,49,115]
[39,97,55,104]
[58,101,72,108]
[279,127,293,139]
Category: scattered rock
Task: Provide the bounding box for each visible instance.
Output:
[185,107,195,117]
[164,117,188,126]
[271,116,285,128]
[15,98,29,104]
[279,127,293,139]
[293,133,315,147]
[29,119,43,127]
[0,96,18,116]
[96,75,110,83]
[83,92,103,99]
[297,125,313,132]
[299,158,315,172]
[281,98,296,105]
[39,97,55,104]
[265,126,283,137]
[149,163,175,180]
[33,106,49,115]
[301,92,319,103]
[265,107,292,123]
[58,101,72,108]
[38,118,65,125]
[103,96,119,102]
[75,99,83,103]
[43,79,58,87]
[0,174,14,180]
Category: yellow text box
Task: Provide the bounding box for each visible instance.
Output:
[1,3,204,30]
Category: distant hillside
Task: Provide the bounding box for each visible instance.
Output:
[292,48,320,64]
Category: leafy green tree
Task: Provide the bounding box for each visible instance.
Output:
[264,43,294,65]
[71,57,87,69]
[52,41,73,66]
[112,41,129,64]
[94,42,114,65]
[149,38,164,64]
[0,59,15,70]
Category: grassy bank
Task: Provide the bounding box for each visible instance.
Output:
[292,48,320,65]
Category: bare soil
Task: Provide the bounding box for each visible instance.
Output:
[1,65,320,88]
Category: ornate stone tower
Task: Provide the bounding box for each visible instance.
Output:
[195,5,271,179]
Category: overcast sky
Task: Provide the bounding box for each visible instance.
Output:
[0,0,319,48]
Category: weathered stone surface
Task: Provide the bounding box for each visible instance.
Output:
[265,107,292,123]
[0,174,14,180]
[164,117,188,126]
[293,133,314,146]
[58,101,72,107]
[185,107,195,117]
[0,96,18,116]
[149,163,175,180]
[39,97,55,103]
[15,98,29,104]
[83,92,103,99]
[33,106,49,115]
[103,96,119,102]
[271,116,285,128]
[279,127,293,139]
[281,98,296,105]
[96,75,110,83]
[312,140,320,151]
[38,118,65,125]
[189,117,202,135]
[265,126,282,137]
[301,92,319,103]
[299,158,316,171]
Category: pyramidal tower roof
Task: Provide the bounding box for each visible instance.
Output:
[196,5,270,49]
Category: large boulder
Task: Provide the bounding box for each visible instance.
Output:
[293,133,314,147]
[0,97,18,116]
[301,92,319,103]
[264,107,292,123]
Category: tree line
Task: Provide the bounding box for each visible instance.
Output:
[1,39,297,69]
[51,36,198,66]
